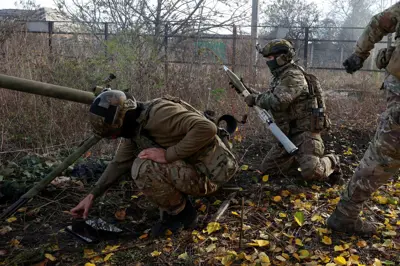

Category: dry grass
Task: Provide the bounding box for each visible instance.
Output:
[0,28,386,162]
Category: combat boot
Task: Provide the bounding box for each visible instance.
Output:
[327,155,344,185]
[151,199,198,238]
[327,208,377,237]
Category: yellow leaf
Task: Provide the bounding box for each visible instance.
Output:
[343,147,353,155]
[131,192,143,199]
[165,229,173,236]
[321,236,332,245]
[374,196,388,204]
[199,204,207,212]
[281,190,291,197]
[45,254,56,261]
[151,250,161,257]
[247,239,269,247]
[259,252,270,263]
[294,211,305,226]
[206,222,221,234]
[349,255,360,263]
[238,252,252,261]
[295,238,303,246]
[334,256,347,265]
[9,239,21,248]
[17,207,27,212]
[273,196,282,202]
[84,249,96,258]
[397,221,400,226]
[262,175,269,182]
[139,233,148,239]
[316,228,330,235]
[279,212,287,218]
[102,245,120,253]
[298,249,309,259]
[6,217,17,223]
[206,243,216,252]
[231,211,240,217]
[311,215,323,223]
[85,263,96,266]
[356,240,367,248]
[178,252,189,260]
[240,165,249,171]
[326,264,336,266]
[104,253,114,262]
[334,245,345,251]
[373,258,382,266]
[90,256,103,263]
[212,200,222,205]
[311,185,320,191]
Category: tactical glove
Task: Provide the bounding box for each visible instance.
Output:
[343,53,365,74]
[244,94,257,107]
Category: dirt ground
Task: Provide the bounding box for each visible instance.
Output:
[1,126,399,266]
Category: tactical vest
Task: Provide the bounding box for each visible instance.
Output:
[133,96,238,186]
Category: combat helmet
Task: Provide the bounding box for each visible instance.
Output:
[89,90,137,138]
[259,39,295,68]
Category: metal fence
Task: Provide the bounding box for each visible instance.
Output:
[1,20,393,72]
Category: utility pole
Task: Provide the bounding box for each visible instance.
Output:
[250,0,259,82]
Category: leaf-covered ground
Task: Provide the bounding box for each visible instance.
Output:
[1,126,399,266]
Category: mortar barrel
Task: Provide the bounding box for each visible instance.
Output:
[0,73,95,104]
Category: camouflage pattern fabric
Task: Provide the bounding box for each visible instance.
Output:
[332,2,400,227]
[254,63,338,180]
[261,132,337,181]
[336,84,400,218]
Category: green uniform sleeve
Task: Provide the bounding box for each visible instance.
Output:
[355,3,400,59]
[90,140,138,198]
[255,70,307,111]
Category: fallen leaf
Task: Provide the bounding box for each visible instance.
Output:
[273,196,282,202]
[151,251,161,257]
[258,252,270,263]
[131,192,143,199]
[262,175,269,182]
[311,215,323,223]
[102,245,119,253]
[295,238,303,246]
[212,200,222,205]
[279,212,287,218]
[6,217,17,223]
[206,222,221,234]
[206,243,216,252]
[334,245,345,251]
[240,165,249,171]
[343,147,352,155]
[9,239,21,248]
[0,226,12,235]
[199,204,207,212]
[139,234,148,239]
[373,258,382,266]
[321,236,332,245]
[294,211,304,226]
[281,190,291,197]
[276,255,286,262]
[84,249,97,258]
[247,239,269,247]
[17,207,27,213]
[238,252,252,261]
[84,263,96,266]
[334,256,347,265]
[45,254,56,262]
[165,229,173,236]
[178,252,189,260]
[298,249,309,259]
[104,253,113,262]
[115,209,126,221]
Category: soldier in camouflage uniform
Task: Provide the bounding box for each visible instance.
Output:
[70,90,238,237]
[243,39,342,183]
[327,2,400,236]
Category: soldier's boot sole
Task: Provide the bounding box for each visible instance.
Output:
[327,208,377,237]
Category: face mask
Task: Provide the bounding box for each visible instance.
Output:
[266,58,280,71]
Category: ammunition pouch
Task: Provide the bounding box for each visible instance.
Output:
[376,46,395,70]
[386,45,400,79]
[310,108,331,132]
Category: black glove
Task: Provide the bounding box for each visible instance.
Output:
[343,53,365,74]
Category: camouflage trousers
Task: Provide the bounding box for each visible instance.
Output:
[261,131,338,180]
[337,75,400,218]
[132,158,222,215]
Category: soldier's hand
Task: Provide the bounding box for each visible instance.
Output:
[138,148,168,163]
[244,94,257,107]
[70,194,94,219]
[343,53,365,74]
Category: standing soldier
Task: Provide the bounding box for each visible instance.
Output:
[241,39,342,183]
[327,2,400,236]
[70,90,238,237]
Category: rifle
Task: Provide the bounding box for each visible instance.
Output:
[223,65,298,155]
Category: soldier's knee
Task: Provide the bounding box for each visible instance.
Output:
[131,158,155,188]
[298,157,322,180]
